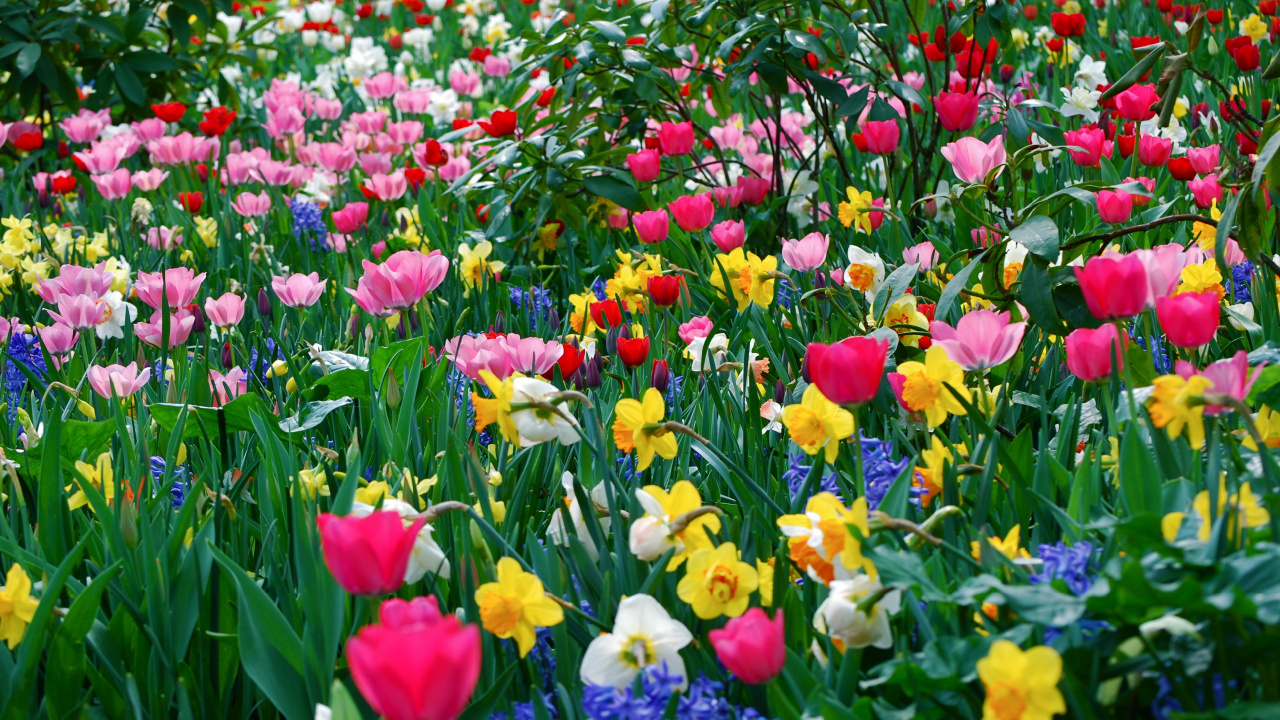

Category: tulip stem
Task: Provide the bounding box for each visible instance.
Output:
[1060,213,1215,251]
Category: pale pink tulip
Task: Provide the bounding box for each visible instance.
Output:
[272,272,327,308]
[204,292,246,329]
[88,362,152,399]
[930,309,1027,371]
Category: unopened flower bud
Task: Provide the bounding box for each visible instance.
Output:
[651,360,670,392]
[257,288,272,318]
[628,516,676,561]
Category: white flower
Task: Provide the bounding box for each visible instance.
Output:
[1059,85,1101,123]
[785,170,822,225]
[96,291,136,340]
[483,13,511,45]
[343,37,388,82]
[130,197,153,226]
[627,488,678,561]
[1139,614,1200,640]
[280,9,306,31]
[352,499,450,581]
[1074,55,1108,89]
[844,246,886,300]
[306,1,334,22]
[216,12,244,42]
[508,377,581,446]
[322,32,346,52]
[581,594,693,689]
[686,332,729,373]
[426,88,461,127]
[549,472,611,561]
[760,400,783,434]
[1226,302,1255,330]
[404,27,434,52]
[1004,241,1029,268]
[813,574,901,650]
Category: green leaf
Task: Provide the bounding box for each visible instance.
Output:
[581,174,645,212]
[871,263,918,323]
[112,63,145,106]
[122,49,178,73]
[150,393,281,440]
[1119,425,1161,516]
[1100,45,1165,102]
[308,368,371,401]
[884,79,926,112]
[1020,258,1069,334]
[328,680,363,720]
[588,20,626,43]
[14,43,39,77]
[784,29,827,62]
[1009,215,1059,259]
[279,398,353,433]
[936,250,986,323]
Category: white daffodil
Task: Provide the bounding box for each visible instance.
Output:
[686,332,729,373]
[1060,85,1102,124]
[844,246,886,300]
[813,574,902,650]
[548,472,611,561]
[95,291,137,340]
[581,594,693,690]
[351,499,451,581]
[508,377,581,446]
[1074,55,1108,90]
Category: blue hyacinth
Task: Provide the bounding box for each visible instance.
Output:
[292,198,329,252]
[1031,540,1096,595]
[860,434,915,510]
[152,456,190,508]
[5,331,46,421]
[1229,261,1255,304]
[783,449,840,499]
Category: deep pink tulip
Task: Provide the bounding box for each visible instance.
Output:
[1096,190,1134,224]
[1114,84,1160,121]
[1186,145,1220,175]
[317,511,425,595]
[134,309,197,349]
[806,336,889,405]
[712,185,743,209]
[347,250,450,316]
[88,362,152,400]
[346,596,481,720]
[708,608,785,684]
[1137,134,1172,167]
[272,272,326,308]
[657,121,695,155]
[134,268,207,310]
[626,148,661,182]
[231,191,272,218]
[710,220,745,253]
[1074,255,1150,319]
[940,136,1006,184]
[1156,291,1220,348]
[1188,174,1222,209]
[737,175,770,205]
[1065,325,1127,382]
[781,232,829,271]
[633,209,671,244]
[1179,351,1262,415]
[934,91,979,131]
[91,168,132,200]
[668,194,715,232]
[929,309,1027,371]
[862,120,900,155]
[204,292,246,329]
[38,263,113,304]
[332,202,370,234]
[1065,127,1106,166]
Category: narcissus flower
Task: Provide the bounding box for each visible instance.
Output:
[580,594,693,690]
[1162,477,1270,542]
[630,480,720,569]
[782,384,855,462]
[814,574,901,651]
[837,186,876,232]
[1148,373,1214,449]
[0,564,39,649]
[457,241,505,294]
[971,524,1031,561]
[67,452,114,512]
[777,493,876,584]
[888,345,971,428]
[976,641,1066,720]
[612,388,679,471]
[676,542,759,619]
[474,557,564,657]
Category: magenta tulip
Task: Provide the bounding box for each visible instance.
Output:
[317,511,425,595]
[1156,291,1220,348]
[934,91,979,131]
[710,219,746,253]
[1074,255,1150,320]
[668,194,715,232]
[1095,190,1134,224]
[626,148,661,182]
[633,209,671,244]
[709,608,785,684]
[862,120,900,155]
[1065,325,1127,382]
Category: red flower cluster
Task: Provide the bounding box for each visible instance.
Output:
[199,106,237,137]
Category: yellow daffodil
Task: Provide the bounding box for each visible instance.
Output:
[67,452,114,512]
[568,288,602,335]
[913,435,958,506]
[1244,406,1280,450]
[1162,477,1270,542]
[976,641,1066,720]
[295,467,330,498]
[757,558,775,606]
[475,557,564,657]
[1242,14,1268,42]
[838,186,875,233]
[473,369,519,446]
[1,217,35,247]
[781,384,854,462]
[1148,374,1213,450]
[195,216,219,248]
[892,345,970,428]
[734,251,777,310]
[354,480,390,505]
[0,564,39,649]
[880,295,929,348]
[633,480,721,569]
[612,388,678,471]
[458,241,505,295]
[971,524,1031,561]
[777,493,876,584]
[676,542,759,619]
[1177,261,1224,300]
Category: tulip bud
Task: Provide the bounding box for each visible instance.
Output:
[547,307,560,329]
[605,324,622,356]
[409,309,420,332]
[222,341,234,369]
[774,379,786,405]
[396,319,407,339]
[628,516,676,561]
[651,360,670,392]
[120,498,139,549]
[583,354,603,388]
[800,354,811,383]
[492,311,505,334]
[813,270,827,289]
[189,304,207,334]
[386,370,402,409]
[348,312,361,339]
[257,288,272,317]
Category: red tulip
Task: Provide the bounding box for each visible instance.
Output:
[317,511,425,595]
[12,131,43,152]
[554,343,586,379]
[199,106,237,137]
[616,336,651,369]
[1167,156,1197,181]
[805,336,889,405]
[934,91,979,132]
[348,596,482,720]
[1065,325,1127,382]
[422,139,449,166]
[151,102,188,123]
[648,275,683,307]
[477,110,517,137]
[1074,255,1150,320]
[709,608,785,684]
[1050,12,1086,36]
[1156,291,1220,348]
[178,191,204,214]
[590,299,623,329]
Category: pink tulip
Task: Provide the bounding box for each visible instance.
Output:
[940,136,1006,184]
[903,241,939,270]
[971,226,1001,248]
[1064,127,1106,167]
[231,191,272,218]
[668,194,715,232]
[1179,351,1261,415]
[1096,190,1134,224]
[316,142,358,173]
[88,362,152,400]
[359,152,394,176]
[38,322,79,355]
[272,272,326,308]
[1114,84,1160,121]
[1186,145,1220,175]
[315,97,344,120]
[346,596,481,720]
[209,368,249,405]
[135,268,206,310]
[934,91,979,132]
[930,309,1027,371]
[1065,325,1127,382]
[608,207,630,230]
[258,160,296,187]
[737,175,770,205]
[90,169,133,200]
[657,121,695,156]
[1133,245,1188,301]
[48,294,107,330]
[709,608,785,684]
[806,337,889,405]
[1187,174,1222,209]
[626,149,661,182]
[60,113,107,144]
[1137,134,1172,167]
[781,232,829,271]
[130,118,166,142]
[146,132,215,165]
[131,168,169,192]
[387,120,424,146]
[633,209,671,244]
[368,170,409,201]
[1074,255,1150,319]
[678,316,714,344]
[862,120,900,155]
[1125,176,1157,204]
[1156,291,1220,348]
[332,202,369,234]
[38,264,113,303]
[442,334,563,381]
[145,226,184,251]
[317,511,425,595]
[710,220,745,253]
[134,309,197,349]
[347,250,450,316]
[204,293,246,329]
[364,72,406,100]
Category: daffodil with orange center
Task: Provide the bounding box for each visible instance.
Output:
[612,388,679,471]
[976,640,1066,720]
[777,493,875,585]
[475,557,564,657]
[782,384,855,462]
[677,542,759,619]
[890,345,970,428]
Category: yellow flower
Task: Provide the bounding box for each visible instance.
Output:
[971,524,1031,561]
[533,222,560,261]
[880,295,929,348]
[472,370,519,446]
[354,480,390,505]
[67,452,114,512]
[976,640,1066,720]
[781,384,854,462]
[1177,260,1224,300]
[838,187,875,233]
[757,558,775,606]
[568,288,602,335]
[677,542,759,619]
[734,252,777,310]
[475,557,564,657]
[1163,477,1270,542]
[458,241,505,295]
[637,480,721,569]
[295,467,330,498]
[1148,374,1213,450]
[0,564,39,649]
[893,346,971,428]
[1,217,35,247]
[913,435,957,506]
[709,249,750,310]
[19,257,50,289]
[612,388,678,471]
[195,216,219,248]
[1010,28,1029,50]
[1242,13,1268,42]
[777,493,875,584]
[1244,406,1280,450]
